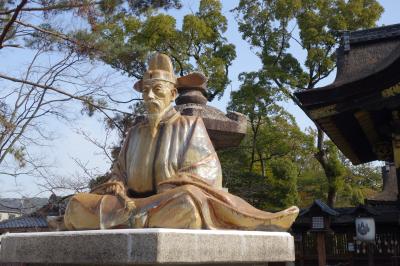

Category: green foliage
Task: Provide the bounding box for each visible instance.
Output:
[337,162,382,206]
[233,0,383,207]
[228,72,282,119]
[70,0,236,101]
[127,0,182,15]
[297,164,327,207]
[269,158,299,207]
[296,140,383,208]
[223,62,382,210]
[234,0,383,91]
[221,73,316,210]
[220,154,300,211]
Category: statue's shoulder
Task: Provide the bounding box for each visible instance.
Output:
[175,112,207,130]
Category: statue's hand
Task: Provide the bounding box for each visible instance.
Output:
[91,181,126,197]
[105,181,126,196]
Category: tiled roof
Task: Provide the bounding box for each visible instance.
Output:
[294,200,400,227]
[0,198,48,214]
[350,23,400,44]
[300,199,340,216]
[0,216,47,229]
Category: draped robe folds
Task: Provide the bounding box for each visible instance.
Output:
[64,108,299,231]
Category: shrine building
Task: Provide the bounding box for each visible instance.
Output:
[293,23,400,266]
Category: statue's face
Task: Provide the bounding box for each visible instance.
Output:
[142,80,176,114]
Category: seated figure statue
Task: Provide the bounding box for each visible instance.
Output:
[64,53,299,231]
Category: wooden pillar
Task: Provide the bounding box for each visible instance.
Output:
[393,135,400,200]
[348,232,354,266]
[392,111,400,201]
[316,232,326,266]
[368,243,374,266]
[300,233,305,266]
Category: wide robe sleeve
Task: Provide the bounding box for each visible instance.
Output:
[157,116,223,191]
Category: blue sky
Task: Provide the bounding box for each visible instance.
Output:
[0,0,399,197]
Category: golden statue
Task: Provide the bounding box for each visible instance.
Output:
[64,53,299,231]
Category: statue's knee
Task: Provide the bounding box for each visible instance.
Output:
[64,193,103,230]
[65,194,79,213]
[147,192,202,229]
[64,194,85,228]
[65,193,86,215]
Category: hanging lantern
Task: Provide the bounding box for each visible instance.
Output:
[355,217,376,242]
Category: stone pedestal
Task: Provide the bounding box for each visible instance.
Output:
[0,228,295,265]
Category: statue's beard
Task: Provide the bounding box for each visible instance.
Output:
[145,100,169,137]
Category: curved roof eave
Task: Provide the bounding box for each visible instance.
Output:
[295,44,400,108]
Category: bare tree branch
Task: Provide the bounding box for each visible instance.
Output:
[0,73,134,116]
[0,0,28,49]
[0,1,101,15]
[76,128,113,162]
[8,19,102,53]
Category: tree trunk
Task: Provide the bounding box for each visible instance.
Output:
[249,135,256,172]
[315,127,338,208]
[327,185,337,207]
[257,150,266,178]
[249,116,261,172]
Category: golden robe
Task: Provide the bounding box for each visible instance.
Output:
[64,108,299,231]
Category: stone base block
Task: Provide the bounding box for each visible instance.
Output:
[0,228,295,265]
